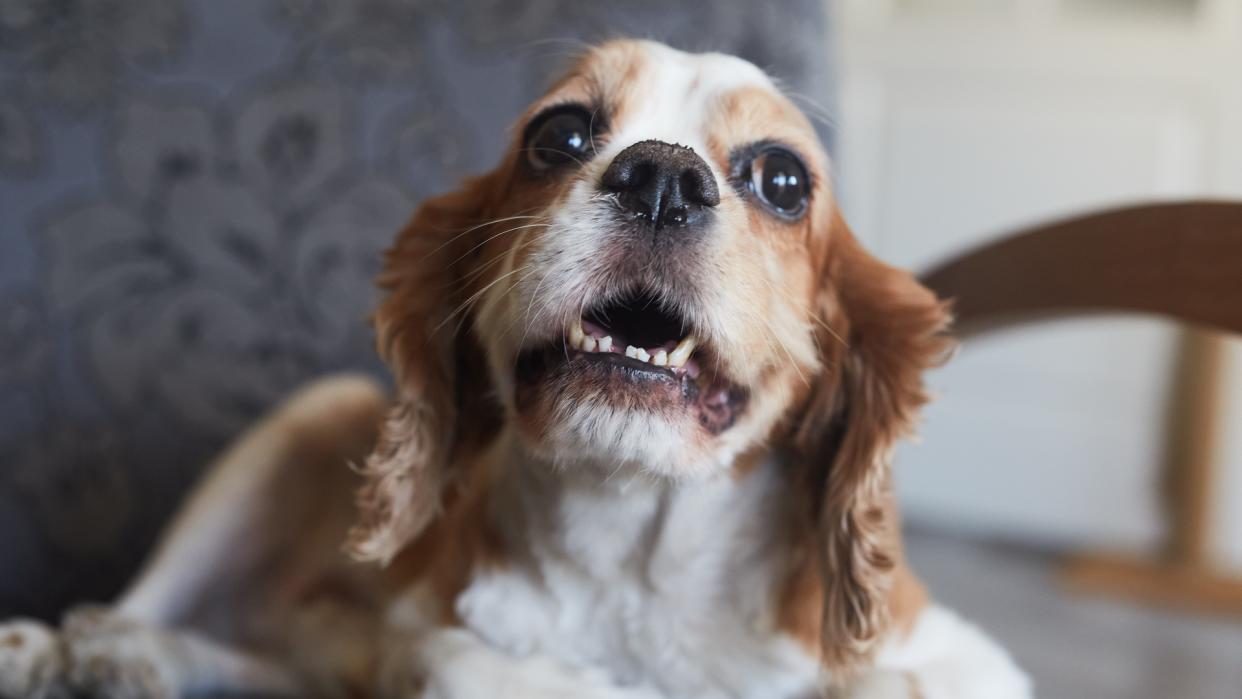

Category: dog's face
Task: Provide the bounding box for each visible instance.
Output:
[351,40,950,671]
[469,41,828,475]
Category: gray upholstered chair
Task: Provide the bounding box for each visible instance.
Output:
[0,0,834,621]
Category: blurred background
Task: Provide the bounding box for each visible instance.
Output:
[841,2,1242,696]
[1,1,1240,697]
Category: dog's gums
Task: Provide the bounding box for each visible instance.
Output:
[568,321,698,373]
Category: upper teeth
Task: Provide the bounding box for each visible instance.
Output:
[668,336,696,367]
[567,319,697,370]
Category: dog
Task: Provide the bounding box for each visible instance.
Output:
[0,40,1031,699]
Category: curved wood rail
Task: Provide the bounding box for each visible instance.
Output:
[920,201,1242,339]
[918,200,1242,616]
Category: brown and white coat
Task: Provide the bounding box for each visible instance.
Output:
[0,41,1030,699]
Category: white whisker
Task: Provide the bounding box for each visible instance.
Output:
[434,264,531,338]
[426,210,547,259]
[448,221,552,268]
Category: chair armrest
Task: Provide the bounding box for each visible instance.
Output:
[920,201,1242,338]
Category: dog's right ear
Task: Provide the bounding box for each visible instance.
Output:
[347,172,504,565]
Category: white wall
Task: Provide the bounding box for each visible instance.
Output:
[1215,346,1242,568]
[835,0,1242,565]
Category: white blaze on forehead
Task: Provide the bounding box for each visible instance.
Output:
[494,44,785,363]
[602,42,774,161]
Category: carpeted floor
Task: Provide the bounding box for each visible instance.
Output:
[906,530,1242,699]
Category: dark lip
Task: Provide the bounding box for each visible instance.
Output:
[515,342,682,389]
[513,341,690,420]
[576,349,680,382]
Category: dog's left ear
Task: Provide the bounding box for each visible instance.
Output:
[346,172,505,565]
[794,208,952,674]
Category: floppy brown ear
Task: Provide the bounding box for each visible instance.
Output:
[795,209,952,673]
[346,174,504,564]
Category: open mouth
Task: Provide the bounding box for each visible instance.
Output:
[567,289,701,378]
[514,288,748,434]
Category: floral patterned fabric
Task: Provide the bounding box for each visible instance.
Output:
[0,0,834,620]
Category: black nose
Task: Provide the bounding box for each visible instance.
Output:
[600,140,720,229]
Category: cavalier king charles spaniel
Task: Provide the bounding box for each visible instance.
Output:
[0,40,1030,699]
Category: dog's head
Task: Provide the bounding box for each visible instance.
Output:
[350,40,949,670]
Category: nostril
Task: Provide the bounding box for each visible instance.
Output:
[602,158,653,193]
[681,155,721,208]
[679,169,719,208]
[601,165,627,191]
[630,162,655,191]
[679,171,697,200]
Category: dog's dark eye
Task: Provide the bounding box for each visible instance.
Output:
[525,107,594,171]
[748,149,809,217]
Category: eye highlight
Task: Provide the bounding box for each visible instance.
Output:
[734,145,810,219]
[523,105,598,171]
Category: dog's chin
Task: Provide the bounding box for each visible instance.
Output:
[509,382,737,478]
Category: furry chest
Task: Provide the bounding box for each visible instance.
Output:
[454,566,820,699]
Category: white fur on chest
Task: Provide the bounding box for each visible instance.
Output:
[452,454,821,699]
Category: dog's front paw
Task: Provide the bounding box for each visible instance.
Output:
[0,619,71,699]
[60,607,180,699]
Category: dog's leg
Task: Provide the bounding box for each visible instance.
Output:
[0,608,305,699]
[0,375,387,699]
[68,606,301,699]
[117,374,386,627]
[850,605,1032,699]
